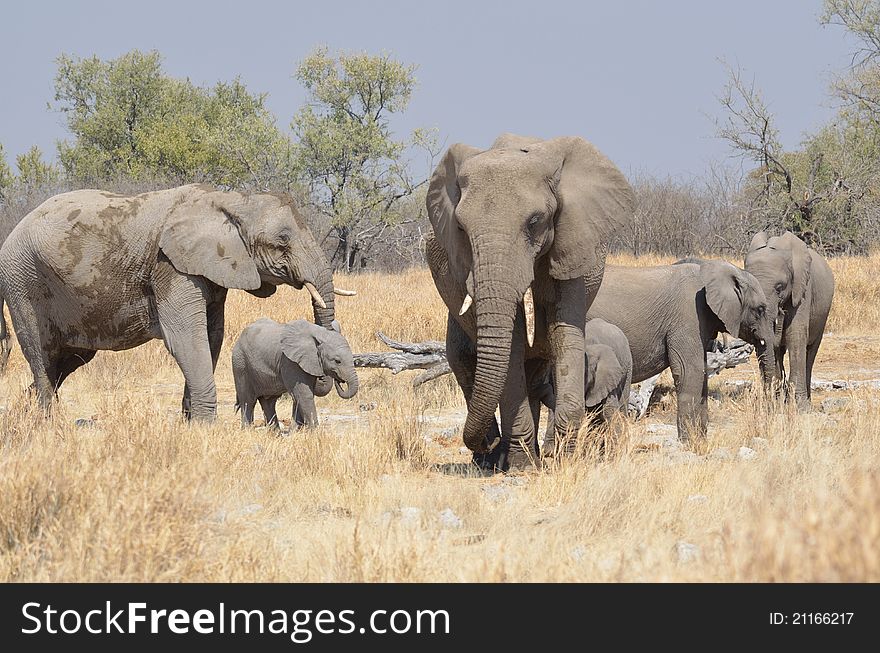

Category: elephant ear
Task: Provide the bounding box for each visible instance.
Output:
[426,143,482,276]
[159,190,261,290]
[585,344,623,407]
[772,231,812,306]
[280,320,323,377]
[749,231,769,252]
[700,260,746,336]
[537,137,635,281]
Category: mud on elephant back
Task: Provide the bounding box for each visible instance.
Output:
[425,133,636,472]
[0,184,355,421]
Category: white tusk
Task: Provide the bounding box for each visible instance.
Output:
[459,293,473,316]
[486,437,501,452]
[333,288,357,296]
[304,282,326,309]
[524,286,535,347]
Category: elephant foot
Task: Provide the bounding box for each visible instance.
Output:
[795,397,812,413]
[471,436,540,473]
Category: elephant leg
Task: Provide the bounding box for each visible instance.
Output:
[668,337,708,442]
[446,314,502,469]
[259,396,280,430]
[774,343,787,399]
[240,401,255,428]
[787,334,810,411]
[291,384,319,428]
[156,276,217,421]
[497,350,539,471]
[183,292,227,417]
[805,340,821,402]
[52,349,97,392]
[5,297,54,410]
[545,278,587,457]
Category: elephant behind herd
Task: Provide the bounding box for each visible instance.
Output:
[0,133,835,473]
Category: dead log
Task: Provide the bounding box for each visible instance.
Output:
[629,373,662,420]
[354,332,447,375]
[355,334,760,404]
[706,338,754,377]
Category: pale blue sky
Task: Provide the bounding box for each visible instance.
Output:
[0,0,857,179]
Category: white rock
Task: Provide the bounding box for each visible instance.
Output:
[482,485,513,503]
[686,494,709,504]
[674,541,701,564]
[438,508,463,529]
[665,451,700,465]
[707,447,732,461]
[399,507,422,525]
[737,446,758,460]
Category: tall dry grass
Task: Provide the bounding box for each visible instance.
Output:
[0,253,878,581]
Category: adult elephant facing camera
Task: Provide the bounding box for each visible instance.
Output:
[0,184,350,420]
[744,231,835,409]
[426,134,635,470]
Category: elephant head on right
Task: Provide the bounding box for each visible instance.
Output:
[698,259,777,388]
[427,134,634,467]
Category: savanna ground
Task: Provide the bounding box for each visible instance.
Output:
[1,252,879,582]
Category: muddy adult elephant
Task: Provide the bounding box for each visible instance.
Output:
[426,133,635,470]
[587,259,775,441]
[744,231,835,409]
[0,184,353,419]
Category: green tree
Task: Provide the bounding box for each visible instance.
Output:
[16,146,59,192]
[54,50,293,189]
[0,143,13,201]
[291,47,437,272]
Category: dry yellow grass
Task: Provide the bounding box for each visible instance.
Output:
[0,253,879,581]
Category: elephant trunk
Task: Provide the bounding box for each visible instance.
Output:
[309,264,336,329]
[461,244,520,451]
[334,370,359,399]
[313,375,334,397]
[756,341,776,388]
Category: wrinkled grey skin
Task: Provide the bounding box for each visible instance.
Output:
[587,259,774,441]
[232,318,358,429]
[583,318,632,419]
[426,133,634,471]
[0,184,338,419]
[0,210,23,373]
[536,318,632,435]
[744,231,835,409]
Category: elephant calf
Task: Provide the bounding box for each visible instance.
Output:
[583,318,632,421]
[232,319,358,429]
[536,318,632,442]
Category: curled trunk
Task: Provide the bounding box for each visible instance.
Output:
[313,375,334,397]
[335,371,359,399]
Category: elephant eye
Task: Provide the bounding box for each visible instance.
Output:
[774,282,785,292]
[527,213,541,228]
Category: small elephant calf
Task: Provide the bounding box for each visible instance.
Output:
[583,318,632,422]
[232,318,359,429]
[534,319,632,442]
